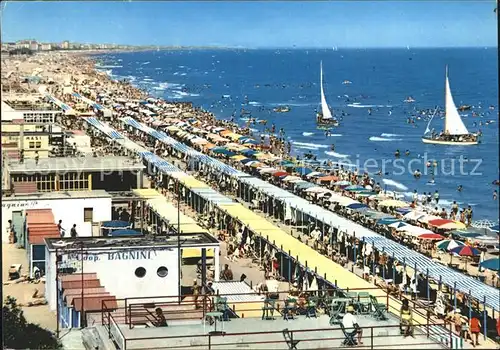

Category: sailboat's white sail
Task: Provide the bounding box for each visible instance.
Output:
[424,108,438,135]
[445,68,470,135]
[320,61,334,120]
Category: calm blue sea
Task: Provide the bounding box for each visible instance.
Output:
[95,48,499,221]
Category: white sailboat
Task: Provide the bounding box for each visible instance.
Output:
[316,61,339,128]
[422,66,478,145]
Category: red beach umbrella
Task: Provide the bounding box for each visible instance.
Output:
[450,246,481,257]
[272,171,289,177]
[428,219,454,227]
[418,233,444,240]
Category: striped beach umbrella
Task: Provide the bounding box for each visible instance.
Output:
[436,239,465,252]
[449,246,481,257]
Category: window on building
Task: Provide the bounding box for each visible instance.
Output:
[35,141,41,149]
[83,208,93,222]
[135,267,146,278]
[28,142,35,149]
[157,266,168,278]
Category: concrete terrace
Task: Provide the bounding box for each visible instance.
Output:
[115,314,449,350]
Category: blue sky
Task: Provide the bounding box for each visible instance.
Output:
[1,1,497,48]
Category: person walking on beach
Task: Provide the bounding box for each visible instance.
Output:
[465,206,473,226]
[469,315,481,346]
[434,190,440,204]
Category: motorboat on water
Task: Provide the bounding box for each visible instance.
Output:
[458,105,472,111]
[342,80,352,85]
[316,61,339,128]
[404,96,416,103]
[273,106,291,113]
[422,66,479,146]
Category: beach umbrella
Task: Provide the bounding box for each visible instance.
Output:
[345,185,365,191]
[246,160,261,166]
[428,219,464,230]
[436,239,465,251]
[305,186,329,194]
[388,221,407,229]
[450,229,482,239]
[243,139,259,145]
[346,202,369,210]
[403,211,426,221]
[306,171,324,178]
[356,191,377,198]
[282,175,301,182]
[378,199,409,208]
[333,180,351,186]
[295,167,313,175]
[395,207,412,214]
[450,246,481,270]
[279,160,295,167]
[450,245,481,256]
[231,155,248,162]
[241,149,258,157]
[418,233,444,240]
[377,218,400,225]
[240,158,253,165]
[272,171,289,177]
[479,258,500,271]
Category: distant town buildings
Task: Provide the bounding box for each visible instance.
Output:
[1,39,138,53]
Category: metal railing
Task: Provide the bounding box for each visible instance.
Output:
[121,323,451,350]
[100,286,463,350]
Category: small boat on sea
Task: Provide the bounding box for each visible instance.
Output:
[404,96,416,103]
[273,106,291,113]
[342,80,352,85]
[422,66,479,146]
[458,105,472,111]
[316,61,339,128]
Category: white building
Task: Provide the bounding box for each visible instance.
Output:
[44,234,220,328]
[2,190,112,243]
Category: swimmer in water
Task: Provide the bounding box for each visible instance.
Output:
[330,144,335,151]
[428,176,435,184]
[395,149,400,157]
[405,150,410,156]
[494,190,498,200]
[457,185,463,192]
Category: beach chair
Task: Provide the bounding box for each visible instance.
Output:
[340,324,357,346]
[215,297,230,321]
[369,295,387,320]
[329,304,343,325]
[283,299,296,321]
[305,298,317,319]
[282,328,300,349]
[261,298,276,320]
[357,292,371,315]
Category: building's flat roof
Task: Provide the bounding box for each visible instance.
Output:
[7,156,145,174]
[115,314,447,349]
[2,189,112,202]
[45,233,219,251]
